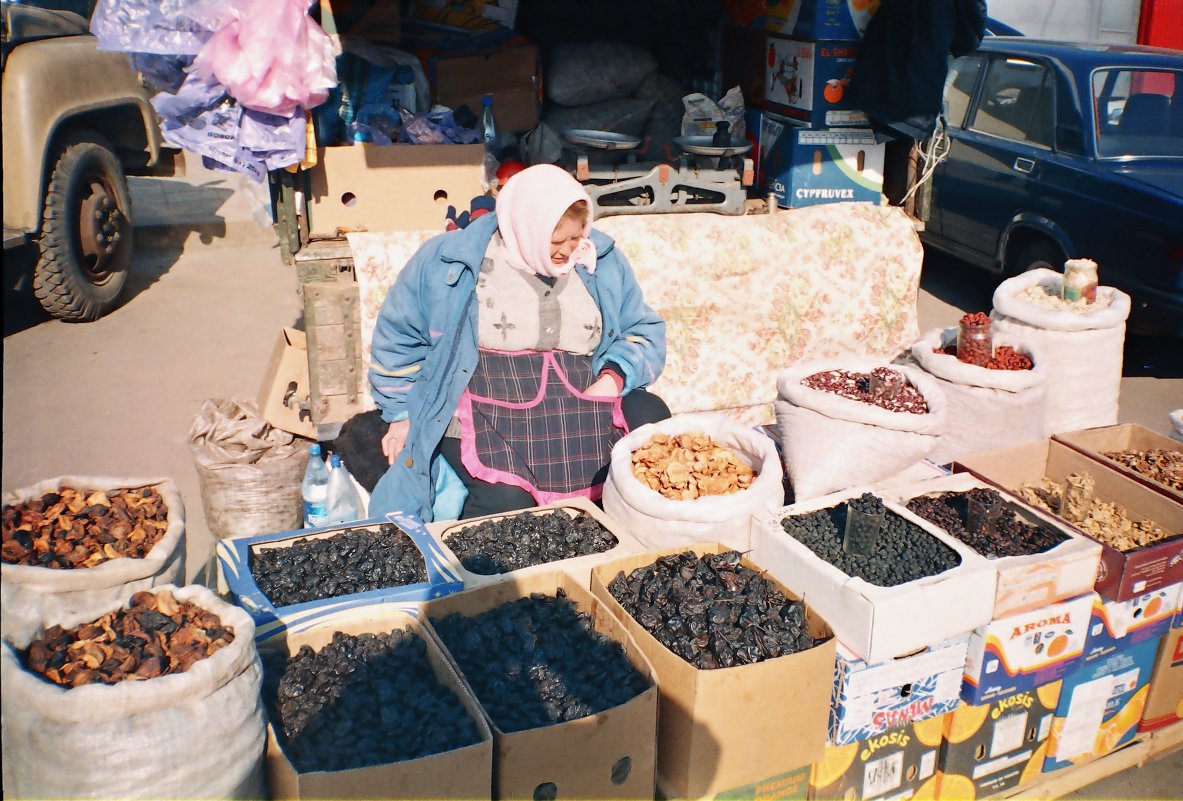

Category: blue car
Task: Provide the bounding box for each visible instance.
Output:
[919,38,1183,336]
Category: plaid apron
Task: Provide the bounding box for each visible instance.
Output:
[455,349,627,503]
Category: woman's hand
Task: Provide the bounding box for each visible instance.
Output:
[583,374,620,398]
[382,420,411,465]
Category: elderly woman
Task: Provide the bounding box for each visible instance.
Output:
[368,164,669,521]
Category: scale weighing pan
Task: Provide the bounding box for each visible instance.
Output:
[674,136,753,157]
[562,129,643,151]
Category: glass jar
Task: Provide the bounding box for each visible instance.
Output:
[957,317,993,367]
[870,370,903,401]
[966,493,1003,538]
[843,504,885,556]
[1062,259,1099,304]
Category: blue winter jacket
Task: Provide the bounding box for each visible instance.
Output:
[367,212,667,521]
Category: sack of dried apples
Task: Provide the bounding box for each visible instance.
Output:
[603,413,785,551]
[1,477,186,644]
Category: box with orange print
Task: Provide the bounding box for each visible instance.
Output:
[1081,582,1181,663]
[810,715,946,801]
[764,36,868,127]
[962,593,1097,706]
[1043,635,1162,773]
[937,681,1062,800]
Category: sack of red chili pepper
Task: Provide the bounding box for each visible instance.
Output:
[909,326,1048,464]
[774,360,946,502]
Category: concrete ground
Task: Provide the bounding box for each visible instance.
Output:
[2,170,1180,798]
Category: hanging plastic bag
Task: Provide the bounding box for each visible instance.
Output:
[681,85,746,139]
[398,109,481,145]
[191,0,337,117]
[90,0,232,55]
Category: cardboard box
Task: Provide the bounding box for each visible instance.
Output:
[962,593,1097,706]
[261,604,494,800]
[764,37,868,126]
[1042,635,1162,772]
[829,637,969,746]
[752,490,996,664]
[810,715,946,801]
[955,439,1183,601]
[1082,583,1182,663]
[322,0,402,44]
[307,143,484,236]
[429,44,539,133]
[426,498,644,590]
[786,0,882,39]
[710,764,811,800]
[758,117,883,209]
[1053,423,1183,504]
[217,511,465,641]
[422,573,658,800]
[878,473,1104,618]
[258,327,316,440]
[1139,625,1183,732]
[938,681,1063,799]
[590,544,837,799]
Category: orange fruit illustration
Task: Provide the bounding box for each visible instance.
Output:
[1144,596,1163,618]
[937,772,977,800]
[811,741,859,790]
[914,714,946,747]
[823,79,845,104]
[1047,634,1070,658]
[948,703,991,744]
[1037,681,1062,711]
[1019,741,1050,785]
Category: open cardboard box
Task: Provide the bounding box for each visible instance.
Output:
[257,327,316,440]
[421,572,658,800]
[260,604,494,799]
[751,489,997,664]
[1053,423,1183,504]
[306,143,484,237]
[429,44,540,134]
[878,473,1103,619]
[425,497,644,589]
[217,512,464,642]
[590,543,837,799]
[955,439,1183,601]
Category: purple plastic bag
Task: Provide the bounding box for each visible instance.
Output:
[90,0,233,55]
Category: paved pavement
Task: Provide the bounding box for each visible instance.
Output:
[3,171,1180,797]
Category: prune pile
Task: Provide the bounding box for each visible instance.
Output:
[781,493,961,586]
[906,489,1067,558]
[252,524,428,606]
[802,368,929,414]
[430,592,649,732]
[607,550,824,670]
[2,486,168,568]
[24,590,234,687]
[443,510,617,575]
[264,628,481,772]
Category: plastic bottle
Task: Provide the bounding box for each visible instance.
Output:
[301,444,330,528]
[481,93,500,159]
[325,453,362,525]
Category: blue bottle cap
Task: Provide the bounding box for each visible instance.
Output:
[310,443,321,456]
[482,93,493,107]
[329,454,341,468]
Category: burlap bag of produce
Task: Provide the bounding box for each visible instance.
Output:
[602,413,785,551]
[1,584,265,799]
[188,398,309,540]
[1,477,185,644]
[910,327,1048,464]
[991,268,1131,435]
[775,360,946,501]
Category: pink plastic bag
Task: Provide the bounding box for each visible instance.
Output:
[192,0,337,116]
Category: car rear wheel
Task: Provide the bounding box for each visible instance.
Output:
[32,131,133,322]
[1010,239,1064,275]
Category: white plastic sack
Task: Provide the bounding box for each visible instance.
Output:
[991,269,1131,435]
[681,85,746,138]
[546,42,658,106]
[1170,409,1183,442]
[910,327,1048,464]
[602,414,785,551]
[1,477,185,645]
[775,360,946,501]
[1,585,265,799]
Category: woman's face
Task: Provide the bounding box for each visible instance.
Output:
[549,216,583,266]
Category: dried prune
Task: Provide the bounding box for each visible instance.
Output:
[443,510,617,575]
[607,550,827,670]
[906,489,1067,558]
[251,524,427,606]
[780,493,961,586]
[431,592,649,733]
[263,628,481,773]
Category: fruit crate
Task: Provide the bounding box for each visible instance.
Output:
[751,487,998,664]
[425,497,645,590]
[878,473,1103,619]
[218,511,464,641]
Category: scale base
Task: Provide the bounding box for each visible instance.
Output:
[577,158,754,218]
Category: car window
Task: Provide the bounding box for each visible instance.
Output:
[970,57,1055,149]
[1093,68,1183,158]
[943,55,983,129]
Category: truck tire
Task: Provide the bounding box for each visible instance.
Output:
[32,131,133,322]
[1010,239,1064,275]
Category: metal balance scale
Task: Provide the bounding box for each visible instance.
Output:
[560,127,754,217]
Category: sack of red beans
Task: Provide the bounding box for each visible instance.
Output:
[910,327,1048,464]
[774,360,946,502]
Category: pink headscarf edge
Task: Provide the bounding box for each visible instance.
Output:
[495,164,597,278]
